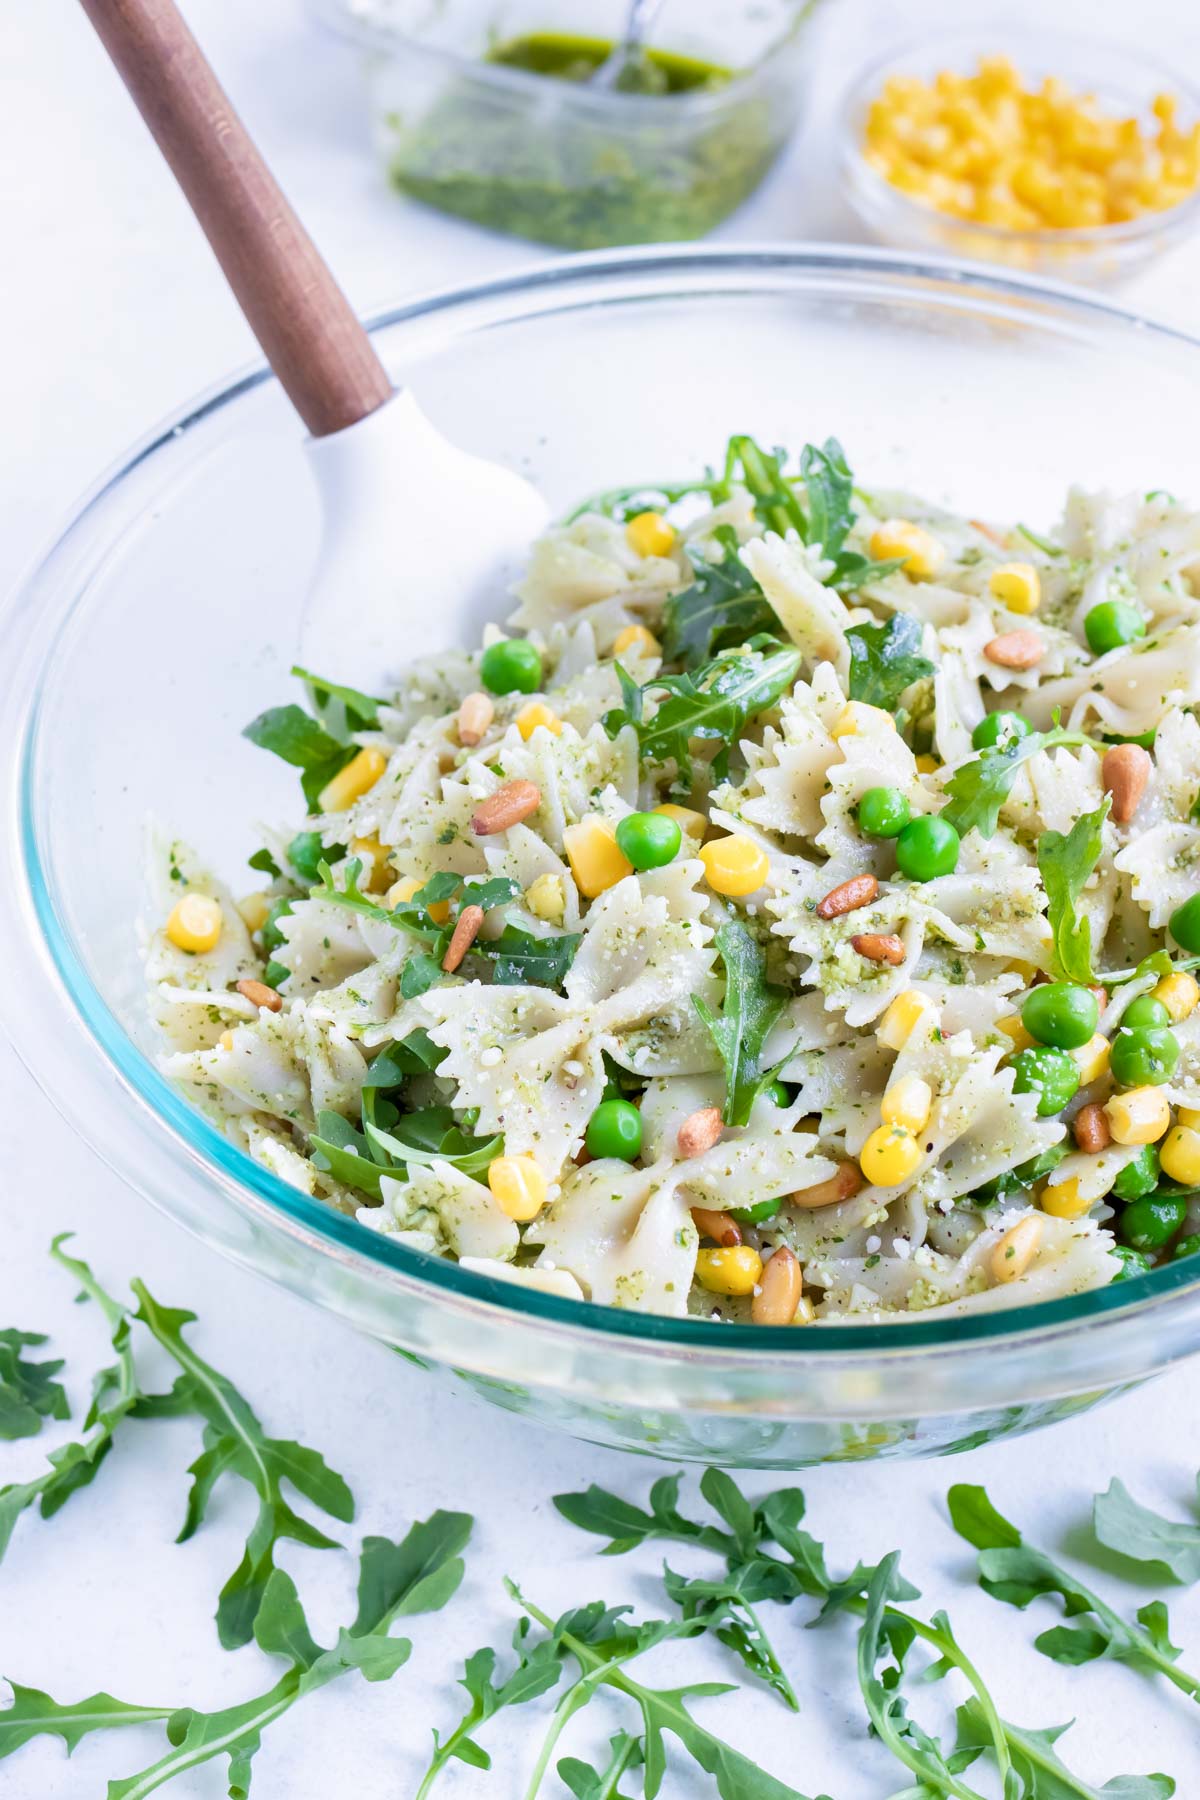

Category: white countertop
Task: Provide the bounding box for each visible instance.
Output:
[4,2,1200,1794]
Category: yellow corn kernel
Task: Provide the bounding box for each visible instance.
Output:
[515,701,562,741]
[237,891,271,934]
[860,1124,923,1188]
[385,876,450,925]
[524,872,566,924]
[218,1029,235,1053]
[990,1214,1043,1283]
[694,1245,764,1296]
[487,1155,547,1222]
[1072,1033,1111,1086]
[989,561,1041,614]
[613,623,661,659]
[915,753,940,775]
[881,1074,933,1134]
[868,519,946,581]
[1161,1124,1200,1186]
[794,1295,818,1324]
[1104,1086,1172,1146]
[1153,971,1200,1022]
[833,701,895,740]
[166,893,223,955]
[1041,1177,1092,1220]
[998,1014,1036,1054]
[563,817,633,898]
[625,511,676,559]
[319,746,387,814]
[877,989,936,1051]
[1178,1107,1200,1131]
[349,836,392,892]
[653,803,707,844]
[698,835,769,898]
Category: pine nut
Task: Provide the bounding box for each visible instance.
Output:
[441,904,484,972]
[970,517,1005,546]
[752,1245,804,1325]
[990,1214,1043,1284]
[1102,743,1152,825]
[457,690,495,747]
[792,1163,862,1208]
[816,874,878,920]
[690,1206,742,1247]
[1072,1101,1111,1154]
[471,780,541,835]
[851,932,905,965]
[235,978,283,1013]
[983,630,1043,670]
[677,1106,724,1158]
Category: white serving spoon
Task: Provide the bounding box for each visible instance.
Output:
[80,0,549,689]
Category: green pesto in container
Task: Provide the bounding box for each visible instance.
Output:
[383,30,783,248]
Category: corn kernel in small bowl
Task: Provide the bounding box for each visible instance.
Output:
[839,31,1200,285]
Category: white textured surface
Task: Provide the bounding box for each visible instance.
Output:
[3,1,1200,1794]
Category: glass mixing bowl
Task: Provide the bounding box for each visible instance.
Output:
[5,247,1200,1469]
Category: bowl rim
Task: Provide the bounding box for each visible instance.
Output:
[9,240,1200,1360]
[837,24,1200,248]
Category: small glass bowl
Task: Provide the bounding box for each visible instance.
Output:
[311,0,820,248]
[839,29,1200,286]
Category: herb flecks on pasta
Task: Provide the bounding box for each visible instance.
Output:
[145,437,1200,1323]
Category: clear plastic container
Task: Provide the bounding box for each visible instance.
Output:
[5,247,1200,1469]
[839,30,1200,286]
[312,0,819,247]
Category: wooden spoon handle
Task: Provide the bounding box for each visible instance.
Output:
[79,0,393,437]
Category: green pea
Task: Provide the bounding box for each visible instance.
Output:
[1119,1192,1187,1252]
[262,897,293,953]
[1112,1145,1160,1202]
[614,810,681,871]
[479,637,542,695]
[1011,1046,1080,1117]
[1084,600,1146,656]
[765,1079,792,1109]
[1109,1025,1179,1088]
[1169,893,1200,954]
[895,814,960,882]
[728,1196,784,1225]
[263,958,291,990]
[972,710,1032,751]
[585,1098,643,1162]
[1122,994,1171,1030]
[1173,1234,1200,1261]
[858,787,911,838]
[1111,1245,1153,1282]
[1021,982,1099,1051]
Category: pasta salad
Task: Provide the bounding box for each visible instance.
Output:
[144,436,1200,1324]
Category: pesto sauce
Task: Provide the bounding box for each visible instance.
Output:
[385,32,779,249]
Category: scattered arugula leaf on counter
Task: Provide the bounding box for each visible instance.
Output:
[949,1484,1200,1705]
[845,613,935,711]
[605,637,802,787]
[0,1329,69,1440]
[1093,1478,1200,1586]
[416,1619,566,1797]
[693,921,787,1129]
[661,531,775,669]
[1038,798,1110,983]
[290,665,382,736]
[0,1684,173,1763]
[954,1699,1175,1799]
[558,1730,645,1799]
[941,727,1093,842]
[132,1280,355,1651]
[242,705,356,812]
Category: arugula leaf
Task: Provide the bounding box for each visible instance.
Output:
[417,1620,565,1796]
[558,1731,644,1799]
[1093,1478,1200,1586]
[0,1684,173,1762]
[661,533,775,669]
[0,1329,69,1440]
[314,863,535,996]
[948,1485,1200,1705]
[248,846,283,879]
[131,1280,355,1651]
[846,614,935,710]
[555,1471,742,1559]
[242,705,355,811]
[310,1111,388,1198]
[482,925,581,988]
[729,436,808,539]
[363,1100,502,1182]
[941,729,1089,842]
[1039,799,1110,983]
[798,439,903,592]
[290,664,382,736]
[955,1701,1175,1799]
[662,1560,799,1711]
[364,1031,448,1088]
[606,639,802,787]
[693,921,786,1127]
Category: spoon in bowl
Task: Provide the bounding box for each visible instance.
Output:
[78,0,549,689]
[590,0,669,91]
